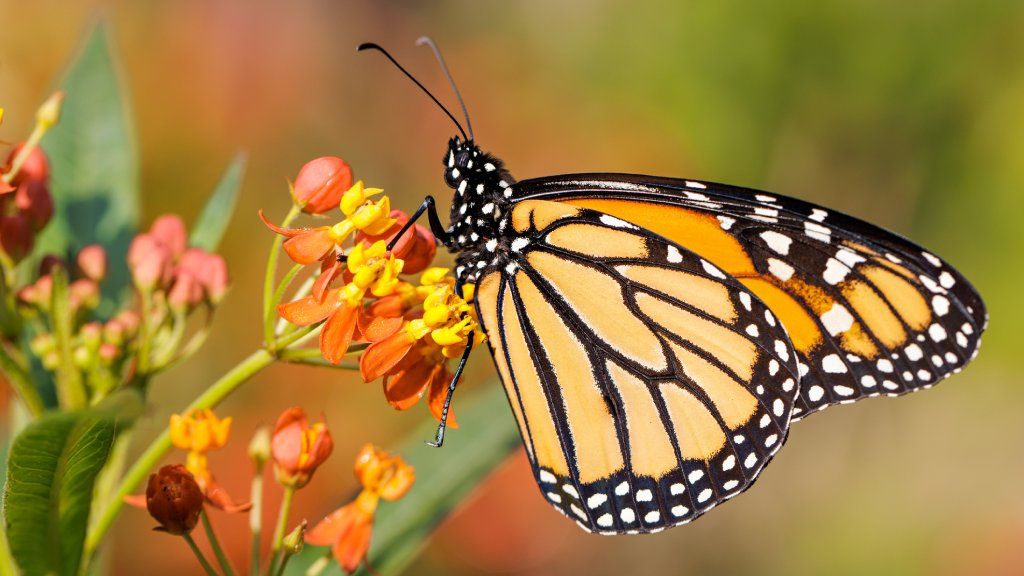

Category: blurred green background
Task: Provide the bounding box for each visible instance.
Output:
[2,1,1022,574]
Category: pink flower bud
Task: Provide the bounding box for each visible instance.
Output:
[69,279,100,311]
[98,343,119,364]
[18,275,52,307]
[0,214,34,263]
[76,245,107,282]
[128,233,170,291]
[149,215,187,259]
[167,273,202,312]
[177,249,229,304]
[114,310,141,335]
[292,156,353,215]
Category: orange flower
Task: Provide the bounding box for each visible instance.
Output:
[276,241,405,363]
[359,269,484,425]
[168,409,251,513]
[261,180,397,266]
[306,445,414,574]
[271,407,334,488]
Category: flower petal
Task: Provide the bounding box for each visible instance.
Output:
[320,304,359,364]
[333,513,373,574]
[427,365,458,429]
[205,477,253,513]
[313,258,342,302]
[258,209,304,237]
[359,330,415,382]
[283,228,336,265]
[305,503,358,546]
[357,312,404,343]
[382,361,432,411]
[277,289,340,326]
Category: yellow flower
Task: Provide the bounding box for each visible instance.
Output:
[340,241,404,307]
[170,409,231,453]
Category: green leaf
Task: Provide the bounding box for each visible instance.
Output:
[289,381,520,576]
[190,152,248,252]
[3,409,123,575]
[39,22,139,315]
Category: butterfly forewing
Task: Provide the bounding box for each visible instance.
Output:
[474,201,799,534]
[510,175,986,420]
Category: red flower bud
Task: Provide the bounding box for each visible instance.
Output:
[14,180,53,232]
[271,407,334,488]
[145,465,204,535]
[76,244,107,282]
[4,143,49,183]
[149,214,187,259]
[292,156,353,215]
[0,214,34,263]
[39,255,65,276]
[128,233,170,291]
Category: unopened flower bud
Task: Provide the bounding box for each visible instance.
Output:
[98,342,119,365]
[271,407,333,489]
[103,319,125,345]
[80,322,102,350]
[39,255,64,276]
[146,465,204,535]
[292,156,353,215]
[69,279,100,311]
[248,426,271,469]
[167,273,201,312]
[283,520,307,555]
[73,345,91,369]
[128,233,170,291]
[41,350,60,370]
[150,214,187,259]
[29,334,55,357]
[0,214,34,263]
[76,244,107,282]
[36,91,64,130]
[113,310,141,335]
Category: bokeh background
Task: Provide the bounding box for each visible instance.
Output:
[2,1,1023,574]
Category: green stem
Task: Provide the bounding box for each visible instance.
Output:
[274,552,295,576]
[183,532,219,576]
[84,348,277,557]
[50,267,86,409]
[250,468,265,575]
[264,205,301,348]
[0,343,43,417]
[201,511,236,576]
[273,264,304,308]
[267,487,296,575]
[135,289,155,375]
[151,310,187,369]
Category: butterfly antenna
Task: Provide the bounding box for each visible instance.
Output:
[415,36,474,141]
[357,42,468,140]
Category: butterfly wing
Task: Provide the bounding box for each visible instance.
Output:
[474,200,800,534]
[510,174,986,419]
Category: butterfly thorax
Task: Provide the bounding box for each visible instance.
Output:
[443,137,516,282]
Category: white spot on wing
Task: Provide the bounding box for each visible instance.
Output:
[759,231,792,255]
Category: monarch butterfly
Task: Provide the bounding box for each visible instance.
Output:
[360,39,986,535]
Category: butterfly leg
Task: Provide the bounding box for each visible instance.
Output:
[387,196,451,250]
[427,330,475,448]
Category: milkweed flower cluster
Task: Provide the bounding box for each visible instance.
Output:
[306,444,415,573]
[263,156,484,424]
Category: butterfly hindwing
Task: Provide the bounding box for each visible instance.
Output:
[474,200,799,534]
[510,174,986,420]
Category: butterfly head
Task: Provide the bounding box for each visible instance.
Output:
[443,137,505,190]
